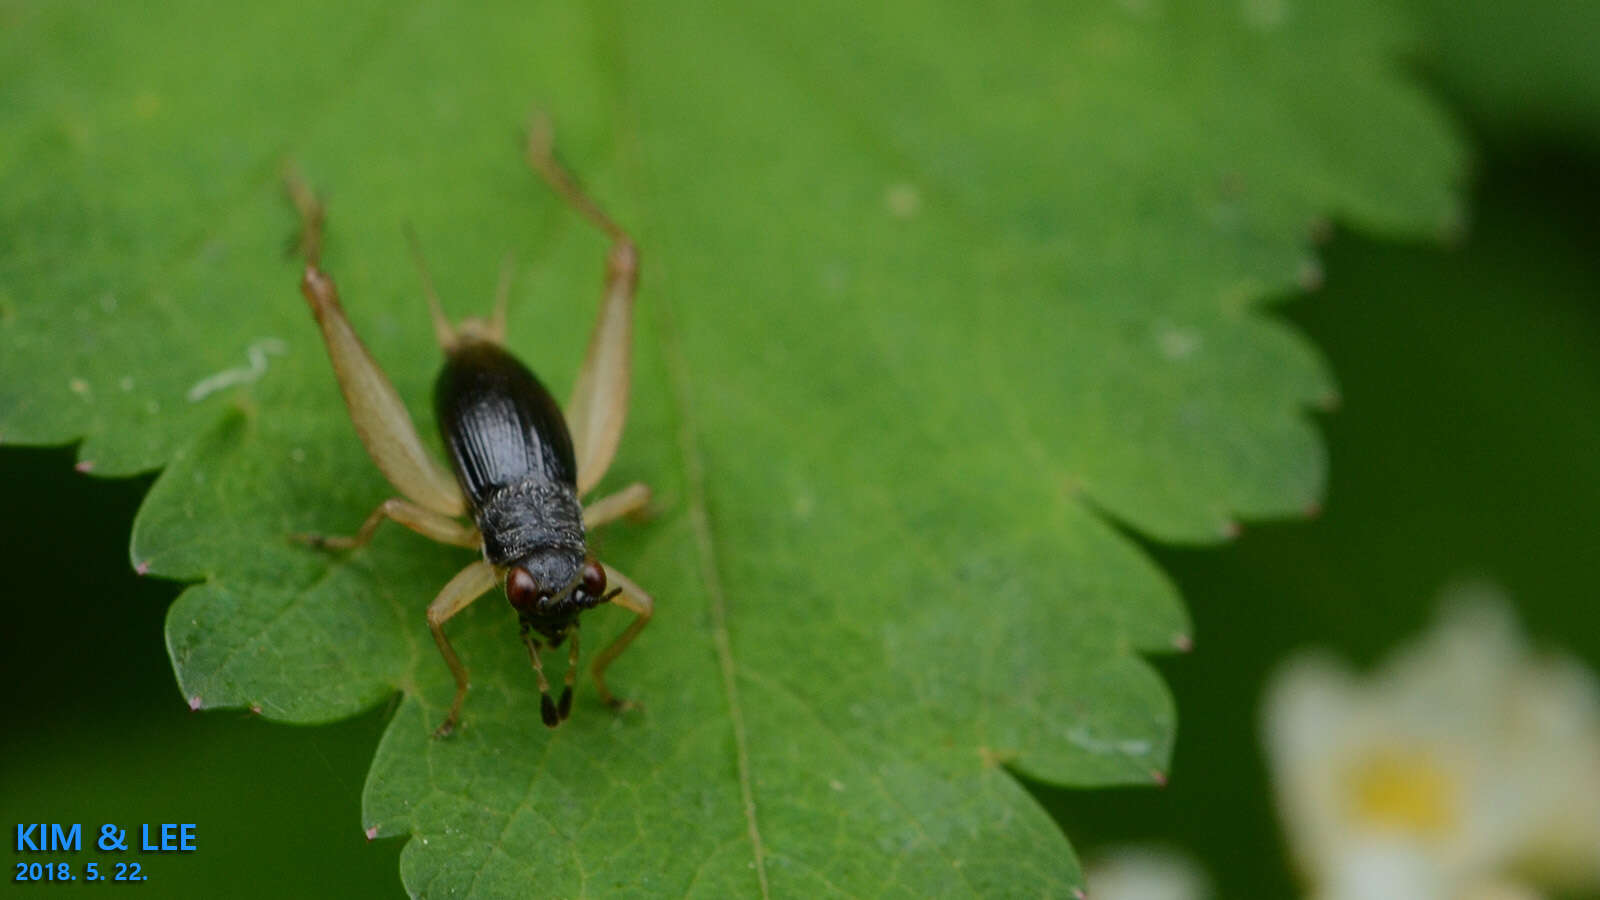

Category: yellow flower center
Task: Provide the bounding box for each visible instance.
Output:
[1344,748,1460,837]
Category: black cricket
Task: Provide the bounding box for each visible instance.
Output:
[288,116,654,736]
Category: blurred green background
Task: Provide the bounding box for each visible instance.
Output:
[5,20,1599,900]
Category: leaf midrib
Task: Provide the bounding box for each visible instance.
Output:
[652,255,773,899]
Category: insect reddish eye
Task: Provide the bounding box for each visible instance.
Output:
[507,567,541,613]
[581,559,606,597]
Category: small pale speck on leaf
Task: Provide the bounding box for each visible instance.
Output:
[1156,326,1201,360]
[885,182,922,219]
[1208,200,1242,231]
[1115,0,1157,19]
[1298,258,1325,291]
[978,746,1017,767]
[134,90,162,119]
[820,260,850,294]
[1241,0,1288,30]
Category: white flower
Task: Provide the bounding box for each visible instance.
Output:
[1084,845,1212,900]
[1264,582,1600,900]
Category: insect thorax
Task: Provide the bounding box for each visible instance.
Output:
[475,478,585,568]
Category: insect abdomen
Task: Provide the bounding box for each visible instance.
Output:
[434,340,578,512]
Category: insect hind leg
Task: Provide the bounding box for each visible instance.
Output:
[527,112,639,498]
[285,176,468,518]
[284,167,326,266]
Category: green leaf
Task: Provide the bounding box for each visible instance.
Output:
[0,0,1463,895]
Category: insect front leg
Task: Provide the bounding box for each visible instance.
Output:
[426,560,499,737]
[294,497,480,551]
[287,176,468,518]
[526,115,638,498]
[591,562,654,710]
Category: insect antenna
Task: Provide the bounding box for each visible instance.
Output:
[489,252,515,344]
[576,586,621,612]
[402,224,459,350]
